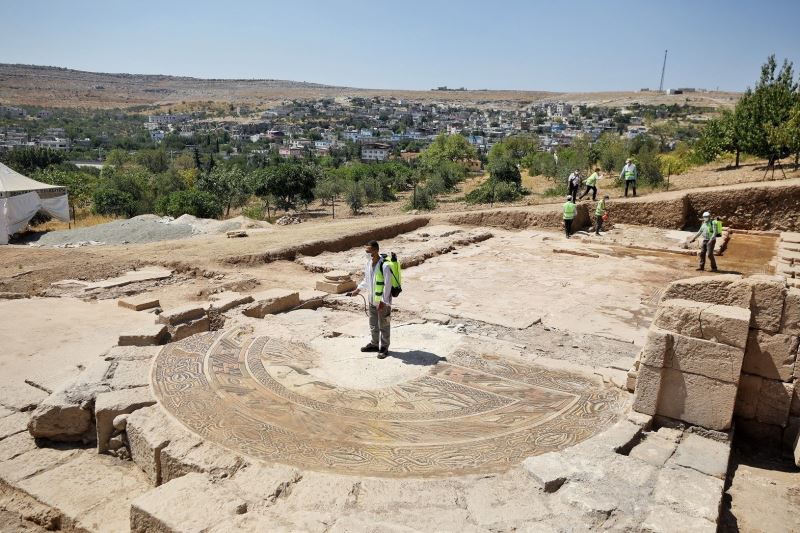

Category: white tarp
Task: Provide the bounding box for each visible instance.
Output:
[0,162,70,243]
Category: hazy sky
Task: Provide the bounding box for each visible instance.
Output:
[0,0,797,92]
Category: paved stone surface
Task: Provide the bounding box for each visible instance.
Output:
[118,323,169,347]
[151,328,624,477]
[668,433,730,479]
[629,434,678,466]
[95,387,156,453]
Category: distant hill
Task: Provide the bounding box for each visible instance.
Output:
[0,63,739,110]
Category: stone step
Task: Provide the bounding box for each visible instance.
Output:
[242,289,300,318]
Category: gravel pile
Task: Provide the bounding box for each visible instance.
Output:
[33,215,270,247]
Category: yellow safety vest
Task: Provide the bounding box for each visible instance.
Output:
[595,199,606,217]
[586,172,598,186]
[563,201,576,220]
[373,258,401,304]
[624,165,636,180]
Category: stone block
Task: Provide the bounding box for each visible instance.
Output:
[629,435,677,466]
[653,465,724,523]
[522,452,573,492]
[0,411,29,440]
[734,418,783,449]
[95,388,156,453]
[109,359,151,390]
[700,304,751,349]
[130,473,247,533]
[668,433,730,479]
[783,416,800,460]
[668,333,745,384]
[119,323,169,347]
[657,368,738,431]
[626,411,653,429]
[742,330,798,381]
[118,295,161,312]
[589,419,643,454]
[161,438,243,484]
[242,288,300,318]
[157,304,206,326]
[755,380,793,427]
[632,364,662,416]
[208,292,254,313]
[171,316,210,342]
[654,299,750,349]
[0,431,37,462]
[792,383,800,416]
[127,405,174,486]
[734,373,762,419]
[780,288,800,336]
[104,345,161,362]
[296,289,328,310]
[315,279,357,295]
[662,274,750,308]
[743,274,787,333]
[654,427,683,443]
[27,361,112,442]
[639,328,672,367]
[642,505,717,532]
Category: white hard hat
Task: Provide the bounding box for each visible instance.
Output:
[702,211,710,217]
[566,196,573,201]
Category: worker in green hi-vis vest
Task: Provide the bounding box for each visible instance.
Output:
[687,211,719,272]
[579,167,601,201]
[562,196,577,238]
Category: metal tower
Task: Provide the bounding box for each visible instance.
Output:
[659,50,668,92]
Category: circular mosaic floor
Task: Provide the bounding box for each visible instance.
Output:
[152,328,624,477]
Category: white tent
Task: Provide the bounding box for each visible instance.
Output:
[0,162,70,244]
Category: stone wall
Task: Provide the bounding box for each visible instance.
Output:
[631,274,800,465]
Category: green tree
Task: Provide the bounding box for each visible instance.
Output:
[419,134,476,167]
[251,162,317,211]
[35,168,101,209]
[0,147,66,174]
[196,166,251,217]
[155,190,223,219]
[314,175,345,218]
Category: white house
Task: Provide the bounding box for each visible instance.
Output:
[361,143,390,162]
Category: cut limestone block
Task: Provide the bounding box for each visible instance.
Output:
[743,275,788,333]
[297,289,328,310]
[653,299,750,349]
[157,304,206,326]
[0,411,30,441]
[12,451,151,533]
[118,295,161,312]
[0,431,37,462]
[632,364,662,416]
[127,405,174,486]
[639,329,672,368]
[641,505,717,533]
[780,288,800,336]
[522,452,573,493]
[161,438,244,485]
[652,465,724,523]
[109,360,151,390]
[119,323,169,347]
[661,274,750,308]
[792,384,800,416]
[208,292,254,313]
[656,368,738,431]
[667,433,730,479]
[95,388,156,453]
[315,279,357,294]
[734,373,762,419]
[130,473,247,533]
[103,345,161,362]
[171,316,210,342]
[629,435,677,467]
[742,330,798,382]
[668,333,745,384]
[27,360,112,442]
[755,380,793,427]
[242,289,300,318]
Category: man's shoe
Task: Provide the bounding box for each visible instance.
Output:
[711,268,719,272]
[377,348,389,359]
[695,267,704,271]
[361,344,379,353]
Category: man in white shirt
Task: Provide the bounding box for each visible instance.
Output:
[350,240,393,358]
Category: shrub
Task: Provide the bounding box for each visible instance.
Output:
[542,183,568,197]
[92,187,137,218]
[405,185,437,211]
[155,189,223,219]
[465,179,523,204]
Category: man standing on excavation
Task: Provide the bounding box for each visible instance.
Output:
[688,211,718,272]
[563,195,577,238]
[350,240,393,358]
[620,158,637,197]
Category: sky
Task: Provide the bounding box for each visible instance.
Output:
[0,0,798,92]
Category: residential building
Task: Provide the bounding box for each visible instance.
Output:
[361,143,390,162]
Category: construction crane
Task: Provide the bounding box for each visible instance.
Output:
[659,50,668,93]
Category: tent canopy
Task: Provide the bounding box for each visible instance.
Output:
[0,162,67,199]
[0,162,70,244]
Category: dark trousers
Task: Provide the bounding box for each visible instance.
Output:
[568,183,578,202]
[564,218,573,237]
[579,185,597,200]
[595,214,604,234]
[699,238,717,270]
[624,180,636,197]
